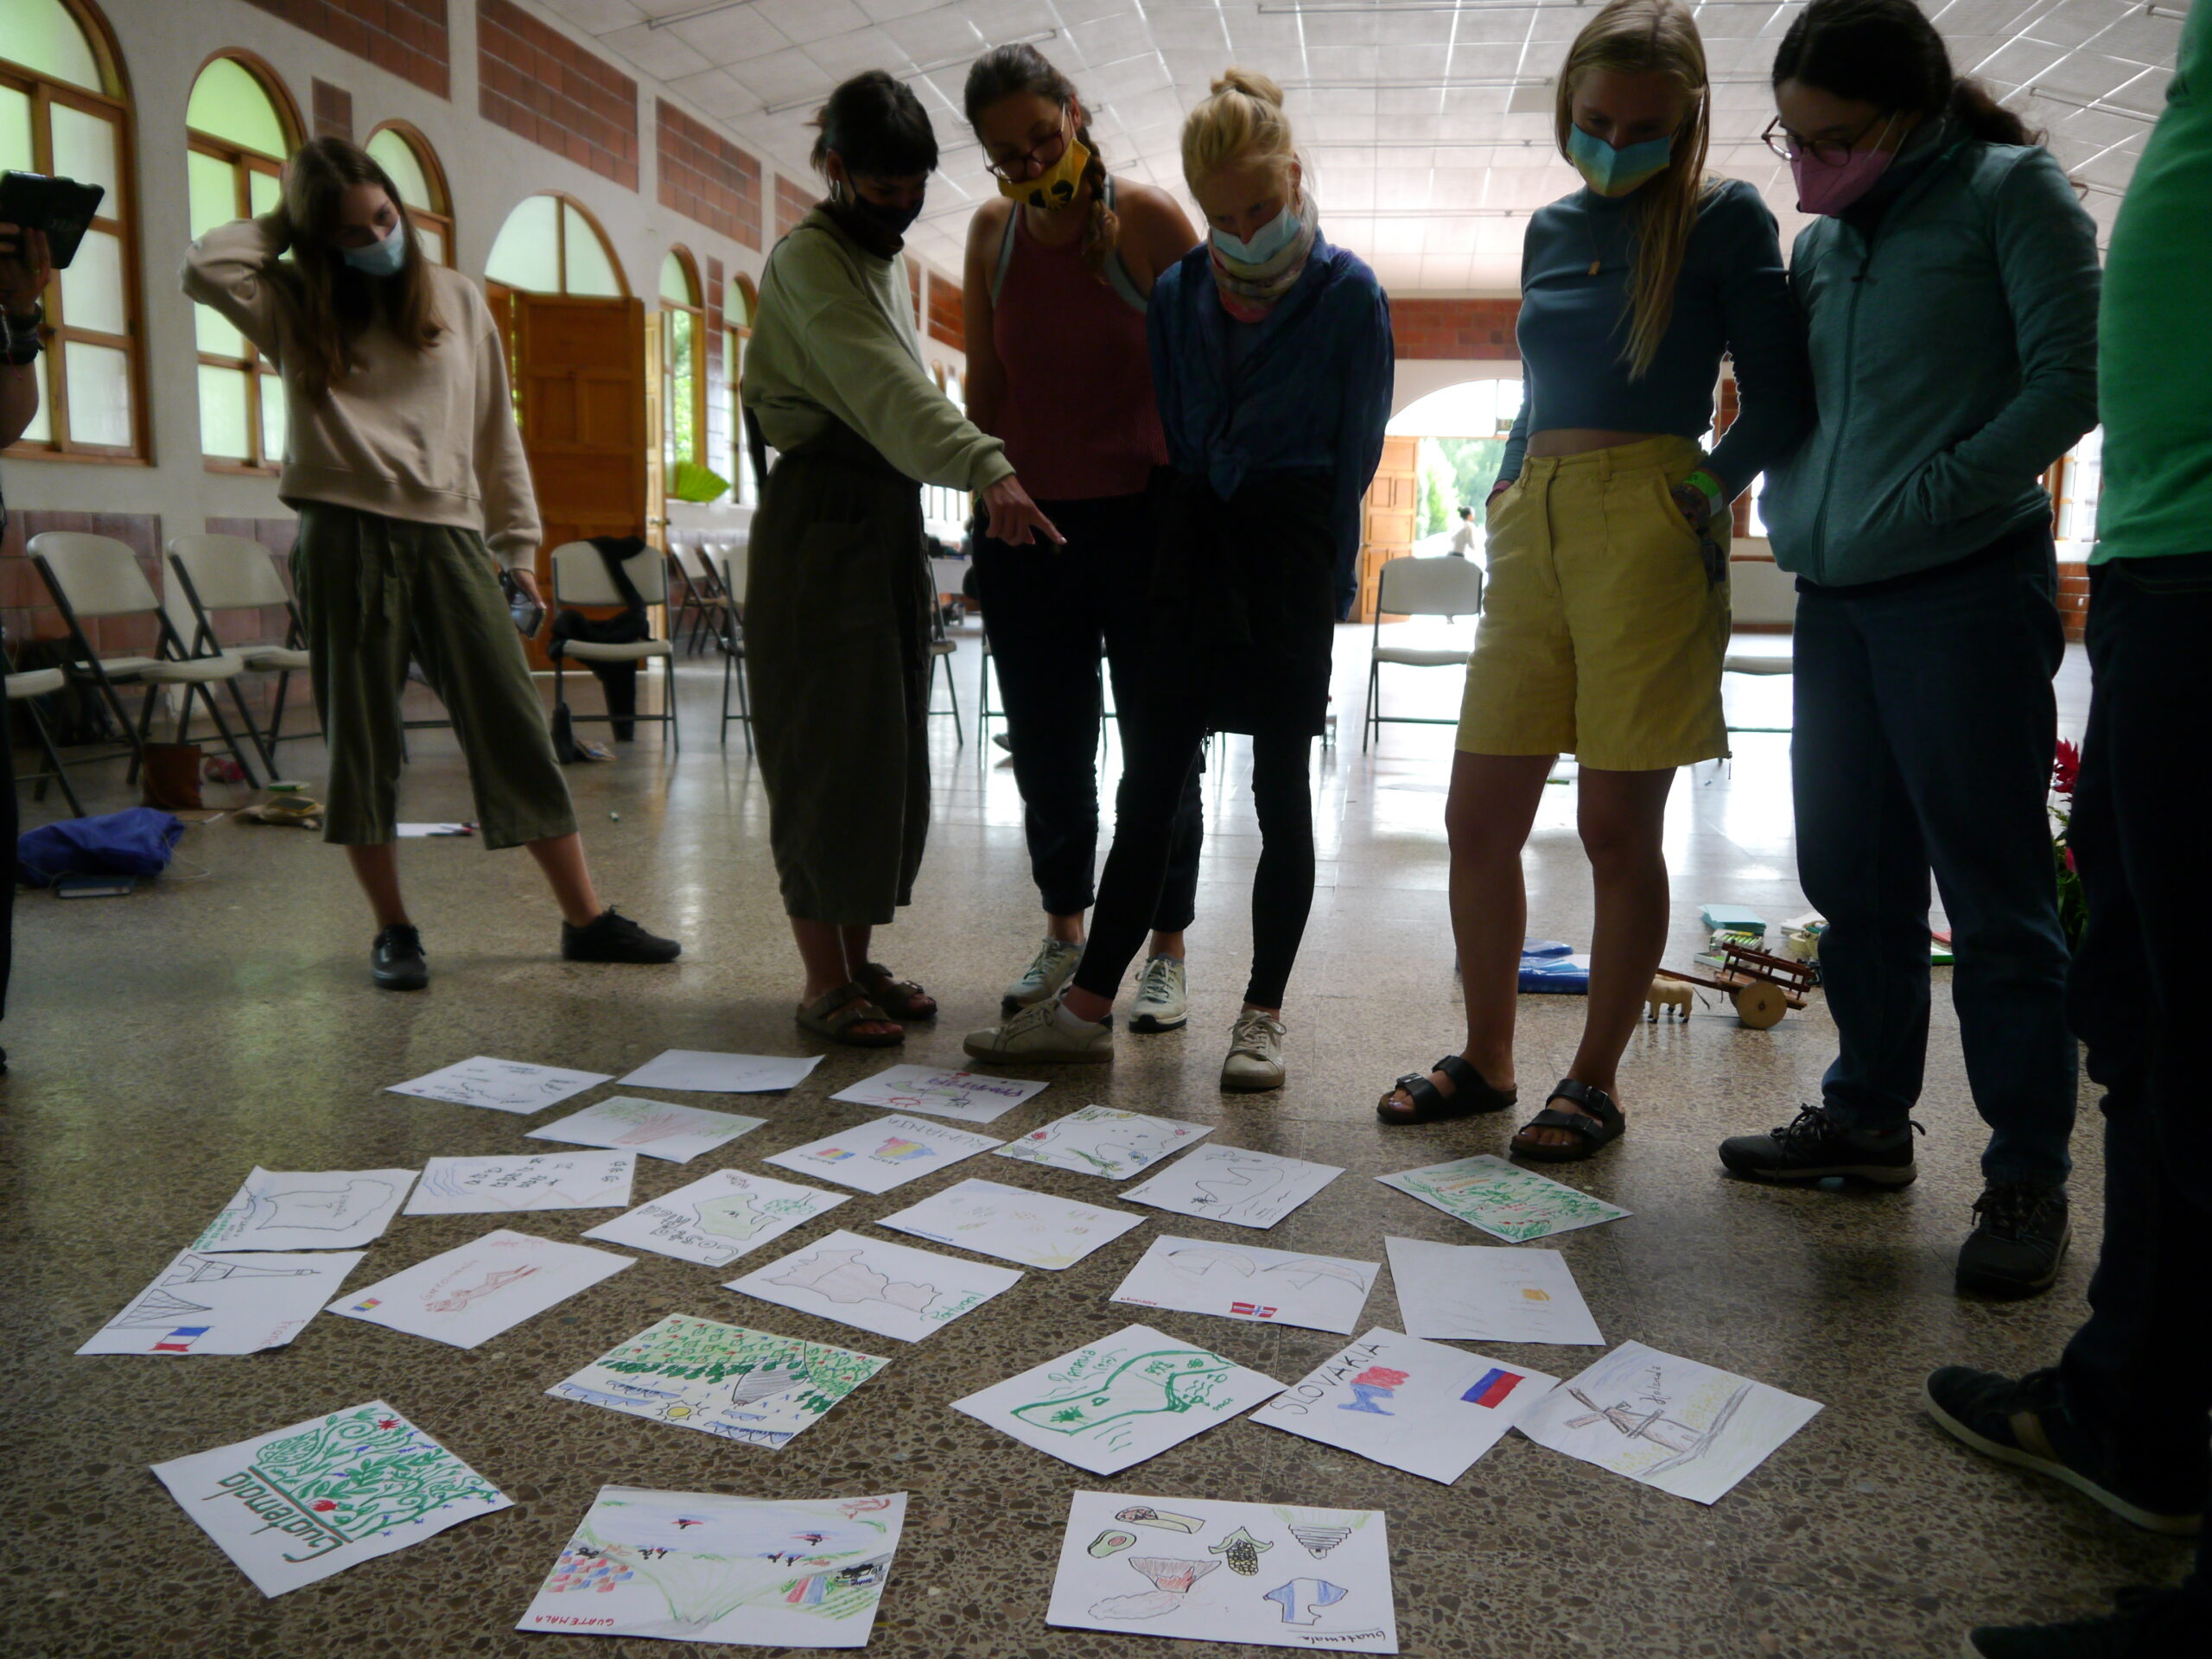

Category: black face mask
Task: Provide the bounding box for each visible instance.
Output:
[844,188,922,239]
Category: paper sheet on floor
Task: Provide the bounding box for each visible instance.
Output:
[1249,1328,1557,1484]
[724,1229,1020,1343]
[617,1049,823,1094]
[1122,1144,1343,1229]
[394,822,474,836]
[1514,1340,1822,1504]
[547,1314,888,1449]
[953,1325,1282,1474]
[528,1096,766,1163]
[763,1114,1004,1194]
[1046,1491,1396,1651]
[386,1056,613,1115]
[79,1248,365,1356]
[1384,1236,1605,1345]
[830,1064,1048,1124]
[517,1487,906,1647]
[995,1103,1211,1180]
[190,1166,417,1251]
[151,1400,509,1596]
[327,1229,632,1349]
[1109,1235,1377,1336]
[874,1178,1144,1269]
[1376,1153,1630,1242]
[582,1168,849,1268]
[402,1151,635,1215]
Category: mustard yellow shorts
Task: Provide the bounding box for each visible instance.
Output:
[1457,435,1732,771]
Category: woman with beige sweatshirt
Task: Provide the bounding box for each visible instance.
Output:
[184,137,679,989]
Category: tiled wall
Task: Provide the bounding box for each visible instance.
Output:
[312,77,353,143]
[477,0,639,191]
[925,270,964,352]
[657,100,761,251]
[1391,297,1521,360]
[244,0,450,99]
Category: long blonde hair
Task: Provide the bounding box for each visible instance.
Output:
[1554,0,1713,378]
[1181,67,1297,192]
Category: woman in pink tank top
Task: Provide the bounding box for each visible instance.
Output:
[960,44,1205,1038]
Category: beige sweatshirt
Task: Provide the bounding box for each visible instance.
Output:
[182,218,540,569]
[742,208,1013,491]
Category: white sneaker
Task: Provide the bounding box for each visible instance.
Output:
[1128,955,1190,1033]
[1004,938,1082,1013]
[1221,1009,1287,1092]
[963,999,1115,1065]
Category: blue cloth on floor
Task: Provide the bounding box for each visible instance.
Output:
[16,808,183,887]
[1519,950,1592,994]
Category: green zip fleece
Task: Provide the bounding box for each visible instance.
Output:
[1761,137,2100,588]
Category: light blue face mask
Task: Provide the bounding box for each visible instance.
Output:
[1566,123,1675,198]
[341,220,407,277]
[1211,199,1303,266]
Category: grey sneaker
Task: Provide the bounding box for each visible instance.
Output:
[1129,955,1190,1033]
[1221,1009,1287,1092]
[963,999,1115,1065]
[1004,938,1083,1014]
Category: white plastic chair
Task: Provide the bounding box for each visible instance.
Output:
[29,531,263,786]
[166,532,315,763]
[4,639,85,817]
[716,545,753,749]
[1722,640,1795,736]
[550,541,679,749]
[1362,554,1487,751]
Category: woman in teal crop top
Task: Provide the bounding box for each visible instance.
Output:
[1378,0,1810,1162]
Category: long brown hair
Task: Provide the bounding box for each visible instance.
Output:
[1773,0,2042,147]
[1554,0,1713,379]
[963,43,1119,280]
[267,137,444,401]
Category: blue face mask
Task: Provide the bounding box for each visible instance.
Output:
[341,220,407,277]
[1567,123,1675,198]
[1211,200,1303,266]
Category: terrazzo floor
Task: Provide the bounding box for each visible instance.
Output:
[5,621,2183,1659]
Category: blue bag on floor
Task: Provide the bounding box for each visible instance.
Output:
[16,807,184,887]
[1519,948,1592,994]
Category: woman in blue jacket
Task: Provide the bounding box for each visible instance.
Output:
[1718,0,2099,1302]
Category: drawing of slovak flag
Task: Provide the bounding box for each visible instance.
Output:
[79,1249,368,1357]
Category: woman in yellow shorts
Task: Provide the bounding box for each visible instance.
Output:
[1377,0,1809,1160]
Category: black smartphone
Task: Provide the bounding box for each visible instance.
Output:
[0,171,106,271]
[499,568,545,639]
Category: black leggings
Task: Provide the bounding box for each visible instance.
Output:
[1071,712,1317,1011]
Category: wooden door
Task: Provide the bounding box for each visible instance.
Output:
[1356,435,1421,623]
[512,291,648,667]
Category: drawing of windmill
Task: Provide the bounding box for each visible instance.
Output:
[1561,1379,1752,1471]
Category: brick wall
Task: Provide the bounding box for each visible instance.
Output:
[906,259,920,327]
[200,518,299,661]
[657,100,761,250]
[479,0,638,191]
[775,175,814,240]
[925,268,963,352]
[312,78,353,143]
[2,511,164,657]
[1392,297,1519,360]
[243,0,450,99]
[2057,562,2089,642]
[703,255,728,475]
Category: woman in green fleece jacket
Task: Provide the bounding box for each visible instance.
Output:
[1716,0,2099,1303]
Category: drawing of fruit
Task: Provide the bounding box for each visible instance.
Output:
[1208,1525,1273,1575]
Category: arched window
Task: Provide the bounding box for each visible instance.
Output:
[365,122,452,267]
[1,0,143,459]
[658,248,702,474]
[187,52,302,470]
[724,274,755,505]
[484,193,625,296]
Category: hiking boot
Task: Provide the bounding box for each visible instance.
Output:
[1923,1366,2202,1536]
[1003,938,1082,1014]
[1717,1103,1920,1185]
[1957,1182,2070,1298]
[371,923,428,990]
[561,907,682,963]
[963,999,1115,1065]
[1963,1586,2198,1656]
[1129,955,1190,1033]
[1221,1009,1287,1092]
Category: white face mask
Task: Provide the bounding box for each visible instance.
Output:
[341,219,407,277]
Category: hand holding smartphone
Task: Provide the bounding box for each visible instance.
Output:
[0,172,105,275]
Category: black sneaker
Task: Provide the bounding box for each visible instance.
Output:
[1923,1366,2203,1536]
[1717,1103,1921,1185]
[561,907,682,963]
[371,923,428,990]
[1964,1586,2198,1656]
[1957,1182,2070,1298]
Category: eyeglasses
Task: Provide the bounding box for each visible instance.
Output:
[985,114,1070,183]
[1763,110,1894,168]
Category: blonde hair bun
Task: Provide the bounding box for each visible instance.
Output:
[1184,66,1297,188]
[1210,67,1285,105]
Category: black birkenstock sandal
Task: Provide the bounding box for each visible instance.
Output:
[1510,1077,1626,1162]
[1377,1054,1518,1125]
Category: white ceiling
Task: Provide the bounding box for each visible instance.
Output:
[537,0,2178,293]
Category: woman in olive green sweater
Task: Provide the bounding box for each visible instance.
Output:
[742,70,1059,1046]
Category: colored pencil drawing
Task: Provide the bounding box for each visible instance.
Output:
[193,1167,416,1252]
[529,1096,766,1164]
[1112,1236,1378,1335]
[81,1248,365,1357]
[727,1230,1021,1343]
[1376,1154,1630,1243]
[764,1116,1004,1194]
[404,1151,634,1215]
[1124,1145,1344,1230]
[995,1104,1211,1180]
[584,1169,849,1268]
[831,1065,1050,1124]
[874,1178,1144,1269]
[385,1057,612,1115]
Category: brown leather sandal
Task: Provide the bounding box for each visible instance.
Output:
[857,962,937,1021]
[796,982,905,1047]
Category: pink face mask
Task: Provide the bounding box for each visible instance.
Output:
[1792,111,1902,216]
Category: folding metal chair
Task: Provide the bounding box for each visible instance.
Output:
[549,541,679,750]
[3,634,85,817]
[1362,554,1486,751]
[166,532,317,762]
[718,545,751,749]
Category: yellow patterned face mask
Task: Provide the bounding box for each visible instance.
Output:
[997,118,1092,211]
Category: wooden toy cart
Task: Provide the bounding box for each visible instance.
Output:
[1656,944,1818,1030]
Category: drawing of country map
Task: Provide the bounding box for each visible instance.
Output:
[550,1314,889,1448]
[1376,1154,1630,1243]
[725,1230,1022,1343]
[150,1401,511,1596]
[585,1168,849,1267]
[518,1487,906,1648]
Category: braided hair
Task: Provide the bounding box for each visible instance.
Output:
[963,43,1120,281]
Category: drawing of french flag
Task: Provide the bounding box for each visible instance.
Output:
[152,1326,211,1353]
[1463,1368,1523,1409]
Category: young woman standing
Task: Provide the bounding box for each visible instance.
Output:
[961,44,1205,1034]
[742,71,1059,1047]
[1377,0,1809,1158]
[966,68,1392,1091]
[182,138,680,989]
[1718,0,2099,1300]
